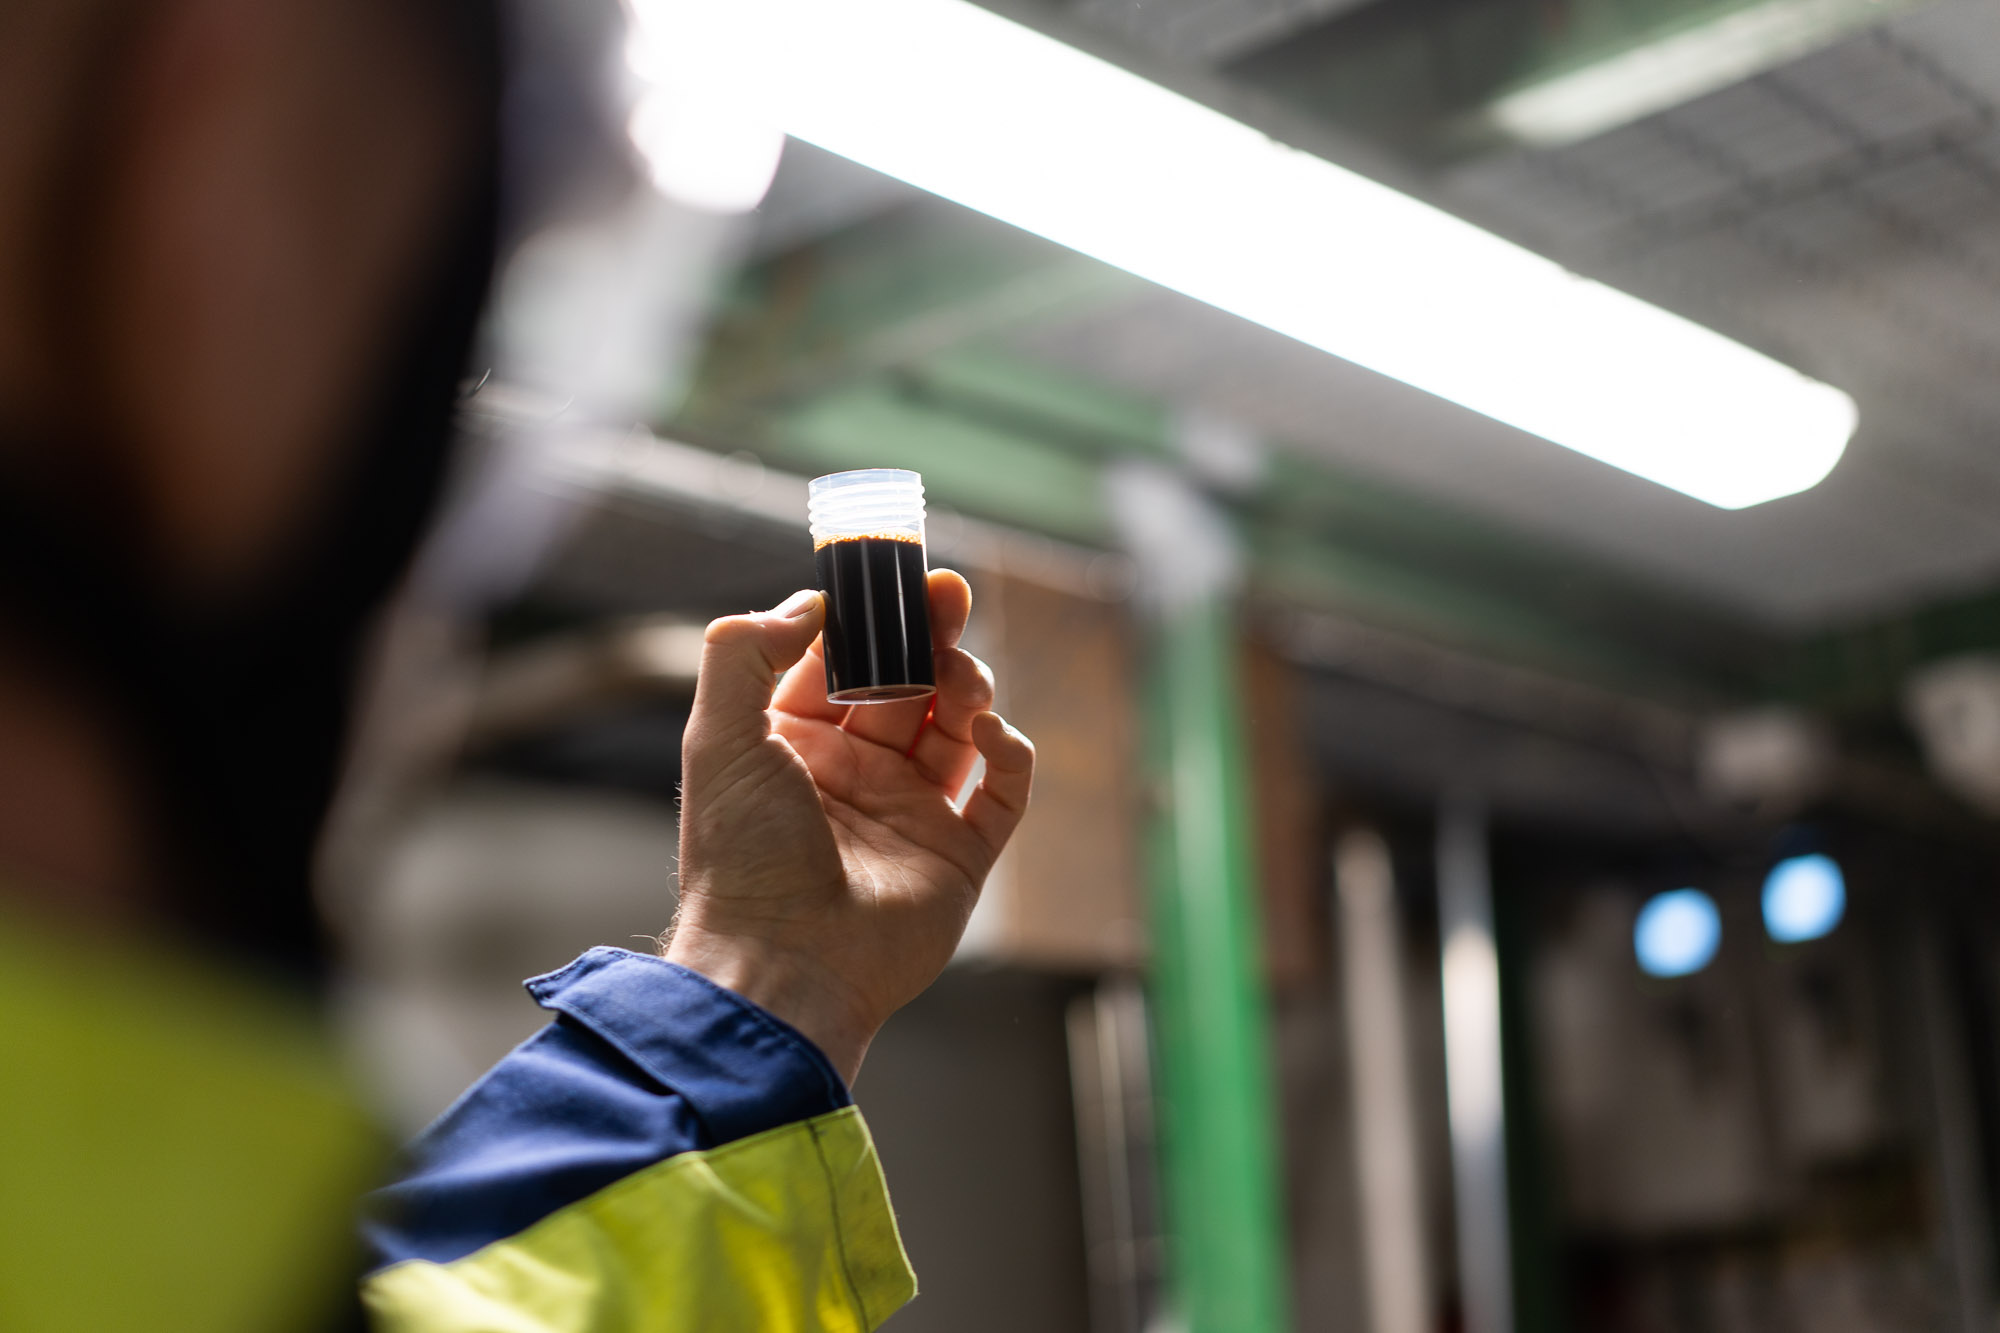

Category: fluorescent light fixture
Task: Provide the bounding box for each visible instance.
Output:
[1486,0,1918,149]
[1634,888,1722,977]
[661,0,1855,508]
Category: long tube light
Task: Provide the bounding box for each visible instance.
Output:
[663,0,1856,508]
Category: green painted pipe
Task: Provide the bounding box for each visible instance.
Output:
[1144,595,1291,1333]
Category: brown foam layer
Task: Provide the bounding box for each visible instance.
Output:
[812,531,924,552]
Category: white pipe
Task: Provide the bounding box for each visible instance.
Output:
[1337,829,1432,1333]
[1437,798,1514,1333]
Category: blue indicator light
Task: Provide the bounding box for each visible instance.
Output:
[1635,888,1722,977]
[1762,853,1845,943]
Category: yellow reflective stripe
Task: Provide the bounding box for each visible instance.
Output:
[362,1106,916,1333]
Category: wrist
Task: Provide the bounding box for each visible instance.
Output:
[662,923,878,1085]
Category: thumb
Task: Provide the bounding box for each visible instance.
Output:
[688,590,824,743]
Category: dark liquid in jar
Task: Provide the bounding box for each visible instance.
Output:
[815,534,935,703]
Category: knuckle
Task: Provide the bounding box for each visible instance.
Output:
[935,650,994,702]
[956,652,996,696]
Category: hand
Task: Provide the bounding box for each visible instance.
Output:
[666,570,1034,1083]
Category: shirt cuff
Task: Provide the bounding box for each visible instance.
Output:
[524,947,851,1143]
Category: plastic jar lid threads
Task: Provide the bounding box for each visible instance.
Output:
[808,468,926,548]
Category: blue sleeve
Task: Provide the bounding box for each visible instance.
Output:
[361,946,852,1271]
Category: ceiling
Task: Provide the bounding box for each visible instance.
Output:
[1071,0,1376,63]
[740,0,2000,631]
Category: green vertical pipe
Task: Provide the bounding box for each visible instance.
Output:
[1145,596,1292,1333]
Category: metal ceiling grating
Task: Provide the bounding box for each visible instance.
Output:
[1057,0,2000,624]
[1067,0,1375,63]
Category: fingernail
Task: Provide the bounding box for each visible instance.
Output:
[774,589,819,619]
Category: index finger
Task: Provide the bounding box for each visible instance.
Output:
[927,568,972,652]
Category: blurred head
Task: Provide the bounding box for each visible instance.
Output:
[0,0,502,969]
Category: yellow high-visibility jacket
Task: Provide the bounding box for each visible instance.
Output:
[0,919,915,1333]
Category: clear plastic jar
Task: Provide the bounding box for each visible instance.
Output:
[808,469,935,703]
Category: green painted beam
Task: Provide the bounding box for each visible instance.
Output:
[1247,524,1725,702]
[1144,594,1292,1333]
[899,348,1173,463]
[1246,454,1768,697]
